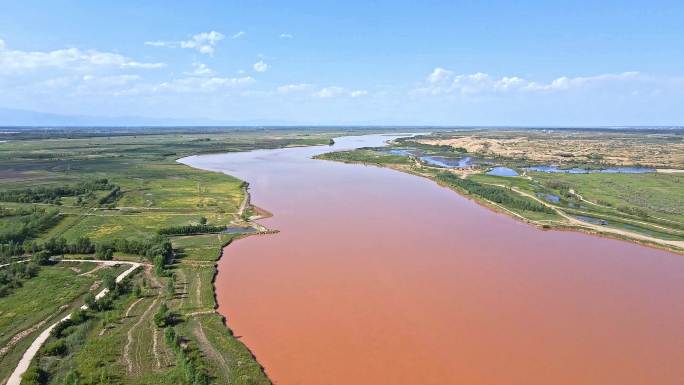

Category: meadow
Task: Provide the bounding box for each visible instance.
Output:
[0,127,357,385]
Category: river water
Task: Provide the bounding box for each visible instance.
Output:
[180,134,684,385]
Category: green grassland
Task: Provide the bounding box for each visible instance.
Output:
[0,128,359,385]
[314,148,412,165]
[530,172,684,223]
[0,262,126,383]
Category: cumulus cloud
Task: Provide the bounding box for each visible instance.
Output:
[145,31,225,55]
[185,62,215,76]
[416,67,643,96]
[427,67,453,84]
[0,38,165,73]
[274,84,367,98]
[160,76,254,92]
[314,86,345,98]
[81,74,140,86]
[276,83,313,93]
[313,86,367,98]
[279,33,294,39]
[117,76,255,95]
[253,60,269,73]
[231,31,246,39]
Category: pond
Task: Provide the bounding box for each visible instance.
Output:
[486,166,519,177]
[537,192,561,203]
[419,155,474,168]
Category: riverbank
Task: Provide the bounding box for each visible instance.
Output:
[314,148,684,255]
[183,133,684,385]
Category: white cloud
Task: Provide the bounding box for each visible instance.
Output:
[81,74,140,86]
[143,41,167,47]
[276,83,312,93]
[116,76,254,96]
[146,31,225,55]
[312,86,366,99]
[0,39,165,73]
[253,60,269,73]
[279,33,294,39]
[157,76,254,93]
[315,86,345,98]
[186,62,215,76]
[416,67,644,96]
[427,67,453,84]
[274,84,367,99]
[231,31,246,39]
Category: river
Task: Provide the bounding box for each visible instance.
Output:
[180,134,684,385]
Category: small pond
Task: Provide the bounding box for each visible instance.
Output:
[486,167,519,177]
[536,192,560,203]
[420,156,474,168]
[385,149,416,156]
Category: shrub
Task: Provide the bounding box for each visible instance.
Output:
[44,339,67,356]
[19,367,48,385]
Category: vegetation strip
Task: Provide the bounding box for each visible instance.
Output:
[6,260,141,385]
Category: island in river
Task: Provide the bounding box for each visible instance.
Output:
[181,133,684,385]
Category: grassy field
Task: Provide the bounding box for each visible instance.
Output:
[0,127,365,385]
[315,148,412,165]
[0,262,126,383]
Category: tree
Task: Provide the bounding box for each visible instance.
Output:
[84,292,96,309]
[20,367,47,385]
[154,302,171,327]
[96,245,114,260]
[199,216,208,225]
[102,270,117,291]
[166,276,175,298]
[31,250,51,265]
[44,339,67,356]
[154,255,166,276]
[164,326,176,346]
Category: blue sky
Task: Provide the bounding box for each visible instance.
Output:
[1,0,683,125]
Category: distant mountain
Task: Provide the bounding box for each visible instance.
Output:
[0,107,226,127]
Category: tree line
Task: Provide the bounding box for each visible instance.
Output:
[0,178,115,204]
[436,173,554,214]
[0,207,61,244]
[158,224,227,236]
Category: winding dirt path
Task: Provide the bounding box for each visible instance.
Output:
[125,298,144,318]
[7,260,141,385]
[0,305,68,360]
[194,272,201,307]
[509,186,684,250]
[192,319,230,379]
[124,297,158,374]
[152,326,161,369]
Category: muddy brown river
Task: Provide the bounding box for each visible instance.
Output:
[181,134,684,385]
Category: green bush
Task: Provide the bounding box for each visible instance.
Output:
[44,339,68,356]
